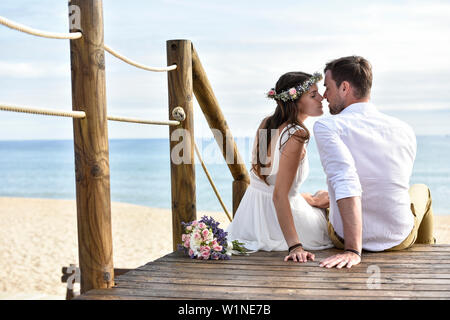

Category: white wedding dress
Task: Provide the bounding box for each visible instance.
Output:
[226,124,334,251]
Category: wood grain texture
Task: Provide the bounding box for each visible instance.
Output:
[69,0,114,294]
[76,244,450,300]
[167,40,196,251]
[232,180,249,216]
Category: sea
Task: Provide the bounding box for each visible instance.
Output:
[0,135,449,215]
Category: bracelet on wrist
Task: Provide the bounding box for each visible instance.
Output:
[344,248,361,257]
[289,243,303,253]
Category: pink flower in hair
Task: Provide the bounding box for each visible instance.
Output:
[288,88,297,96]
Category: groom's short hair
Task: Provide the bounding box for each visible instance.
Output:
[325,56,372,99]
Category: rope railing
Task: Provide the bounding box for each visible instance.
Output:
[1,15,233,224]
[0,103,181,126]
[0,15,82,40]
[0,103,86,118]
[107,115,179,126]
[104,45,177,72]
[194,143,233,222]
[0,16,177,72]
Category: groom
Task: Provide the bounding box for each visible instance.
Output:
[313,56,435,269]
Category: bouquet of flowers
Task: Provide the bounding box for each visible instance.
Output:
[178,215,249,260]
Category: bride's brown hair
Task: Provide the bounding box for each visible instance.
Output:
[252,71,311,184]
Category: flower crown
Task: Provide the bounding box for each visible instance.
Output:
[266,72,323,102]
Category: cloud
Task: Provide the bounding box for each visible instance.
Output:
[0,61,68,78]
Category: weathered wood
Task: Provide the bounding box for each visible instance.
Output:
[116,270,450,285]
[61,267,132,283]
[133,263,450,278]
[76,245,450,300]
[232,179,249,216]
[118,264,450,281]
[191,44,250,214]
[69,0,114,294]
[115,275,450,292]
[78,284,450,300]
[167,40,196,251]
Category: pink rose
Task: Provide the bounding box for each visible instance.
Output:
[201,245,211,257]
[289,88,297,95]
[186,225,192,231]
[184,239,190,248]
[267,89,276,96]
[213,245,223,252]
[201,250,210,259]
[202,229,209,238]
[201,245,210,252]
[198,222,206,229]
[194,232,201,240]
[191,220,198,226]
[189,249,194,256]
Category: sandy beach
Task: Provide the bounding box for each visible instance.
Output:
[0,197,449,300]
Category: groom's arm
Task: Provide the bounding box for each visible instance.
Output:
[313,121,363,268]
[337,196,362,254]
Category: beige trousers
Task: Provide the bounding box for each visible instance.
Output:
[327,184,435,251]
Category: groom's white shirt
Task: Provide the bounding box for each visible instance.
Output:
[313,102,416,251]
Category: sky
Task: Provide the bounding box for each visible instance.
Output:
[1,0,450,140]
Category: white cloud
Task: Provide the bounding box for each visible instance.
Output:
[0,61,68,78]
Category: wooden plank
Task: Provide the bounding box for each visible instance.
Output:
[147,257,450,269]
[79,284,450,299]
[115,270,450,285]
[134,263,449,276]
[128,264,450,279]
[75,292,439,300]
[158,254,450,264]
[114,274,450,292]
[76,293,191,300]
[160,245,450,258]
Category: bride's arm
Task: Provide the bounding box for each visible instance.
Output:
[273,130,306,248]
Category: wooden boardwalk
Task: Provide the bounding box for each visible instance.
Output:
[76,244,450,300]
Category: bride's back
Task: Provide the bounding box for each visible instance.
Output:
[251,120,309,194]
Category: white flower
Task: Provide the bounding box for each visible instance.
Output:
[226,241,234,256]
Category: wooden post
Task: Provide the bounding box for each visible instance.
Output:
[191,44,250,216]
[167,40,196,251]
[69,0,114,294]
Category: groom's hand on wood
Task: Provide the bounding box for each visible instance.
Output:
[319,251,361,269]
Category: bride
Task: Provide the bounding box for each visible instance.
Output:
[226,71,333,263]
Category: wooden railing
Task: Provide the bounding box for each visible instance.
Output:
[1,0,249,296]
[167,40,250,251]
